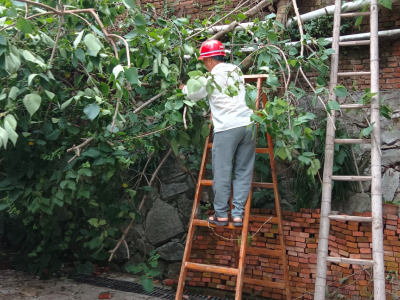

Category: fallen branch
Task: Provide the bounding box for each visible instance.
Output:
[208,0,275,41]
[183,106,188,130]
[133,92,163,114]
[108,149,173,261]
[66,137,94,163]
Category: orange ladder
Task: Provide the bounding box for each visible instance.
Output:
[175,74,292,300]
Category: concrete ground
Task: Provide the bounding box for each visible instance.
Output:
[0,269,166,300]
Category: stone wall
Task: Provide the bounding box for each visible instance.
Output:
[183,208,400,299]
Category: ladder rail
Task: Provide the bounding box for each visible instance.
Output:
[314,0,341,298]
[370,0,385,296]
[175,120,212,300]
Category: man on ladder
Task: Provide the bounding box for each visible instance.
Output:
[179,40,255,227]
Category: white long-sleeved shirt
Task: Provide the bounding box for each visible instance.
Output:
[182,63,253,133]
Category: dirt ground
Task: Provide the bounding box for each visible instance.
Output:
[0,269,165,300]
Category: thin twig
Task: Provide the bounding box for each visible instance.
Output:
[66,137,94,163]
[183,106,188,130]
[133,125,174,139]
[135,152,155,189]
[49,14,64,66]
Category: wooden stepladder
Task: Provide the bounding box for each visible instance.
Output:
[175,75,292,300]
[314,0,385,299]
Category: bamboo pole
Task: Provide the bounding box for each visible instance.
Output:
[326,257,374,265]
[333,139,371,144]
[338,71,371,76]
[370,0,385,298]
[314,0,341,298]
[287,0,370,27]
[331,176,372,181]
[328,215,372,222]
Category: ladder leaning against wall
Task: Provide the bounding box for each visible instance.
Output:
[175,74,292,300]
[314,0,385,299]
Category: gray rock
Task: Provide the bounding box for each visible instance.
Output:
[382,169,400,202]
[382,149,400,166]
[145,199,185,245]
[340,193,371,215]
[160,181,191,199]
[125,223,146,244]
[381,129,400,145]
[165,262,183,279]
[130,238,155,255]
[156,242,184,261]
[176,194,194,225]
[159,157,185,182]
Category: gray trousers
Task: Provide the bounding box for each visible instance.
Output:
[212,125,255,219]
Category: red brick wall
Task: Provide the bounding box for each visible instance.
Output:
[185,208,400,299]
[300,40,400,91]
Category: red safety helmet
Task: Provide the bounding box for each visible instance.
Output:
[198,40,226,60]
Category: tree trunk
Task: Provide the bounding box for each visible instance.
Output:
[275,0,290,26]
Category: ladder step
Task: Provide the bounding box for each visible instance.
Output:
[185,262,239,275]
[329,215,372,222]
[207,143,271,154]
[192,219,243,229]
[246,247,281,256]
[339,104,371,109]
[252,182,274,188]
[200,180,274,188]
[200,179,213,186]
[334,139,371,144]
[256,148,271,154]
[340,12,371,18]
[327,257,374,266]
[249,215,278,223]
[337,71,371,77]
[331,176,372,181]
[339,40,370,47]
[243,277,286,289]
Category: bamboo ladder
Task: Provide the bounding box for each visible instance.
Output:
[175,74,292,300]
[314,0,385,299]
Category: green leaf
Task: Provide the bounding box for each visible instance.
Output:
[334,85,348,97]
[187,70,203,78]
[4,121,17,146]
[4,114,17,130]
[268,32,278,43]
[83,103,101,121]
[237,13,247,20]
[16,18,33,34]
[99,83,110,95]
[73,31,84,49]
[78,168,92,177]
[134,14,146,26]
[161,64,169,77]
[0,127,8,149]
[187,79,203,94]
[84,34,102,57]
[89,236,103,249]
[125,67,139,85]
[112,65,124,79]
[327,100,340,111]
[124,0,136,8]
[82,148,101,158]
[88,218,98,226]
[183,44,194,54]
[379,0,392,9]
[148,269,160,277]
[75,48,85,62]
[141,276,154,292]
[171,138,178,155]
[289,47,298,56]
[201,123,210,138]
[359,122,375,138]
[23,94,42,116]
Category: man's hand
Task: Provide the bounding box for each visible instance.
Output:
[179,84,186,90]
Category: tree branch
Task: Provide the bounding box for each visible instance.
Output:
[49,14,64,66]
[208,0,275,41]
[108,149,173,261]
[66,137,94,163]
[135,152,155,189]
[133,92,163,114]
